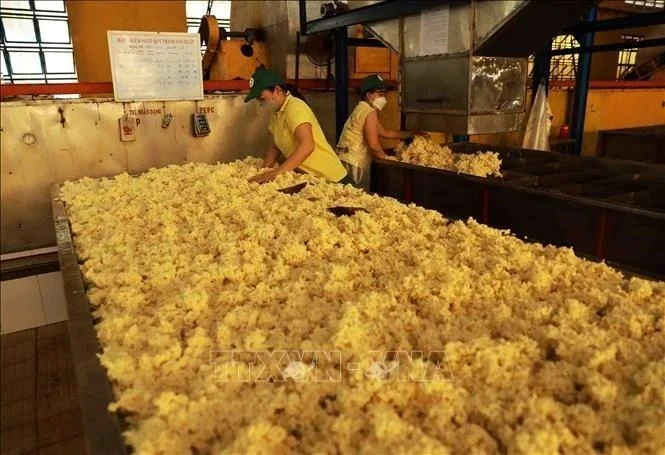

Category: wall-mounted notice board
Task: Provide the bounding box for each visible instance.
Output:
[108,31,204,102]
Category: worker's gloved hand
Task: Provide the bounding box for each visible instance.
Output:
[249,169,282,184]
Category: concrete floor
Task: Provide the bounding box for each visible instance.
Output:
[1,321,85,454]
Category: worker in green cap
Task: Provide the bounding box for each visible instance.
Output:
[245,66,351,185]
[337,74,423,189]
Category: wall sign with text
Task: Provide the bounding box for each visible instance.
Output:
[108,31,204,102]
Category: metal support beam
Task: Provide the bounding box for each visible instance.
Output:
[570,7,597,156]
[565,11,665,34]
[347,38,386,48]
[303,0,464,35]
[550,37,665,56]
[298,0,307,36]
[335,28,349,142]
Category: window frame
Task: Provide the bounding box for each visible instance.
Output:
[616,34,644,79]
[0,0,77,84]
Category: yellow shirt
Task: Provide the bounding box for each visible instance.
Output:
[337,101,375,170]
[268,94,347,182]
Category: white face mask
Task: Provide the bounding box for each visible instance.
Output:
[259,93,280,112]
[371,96,387,111]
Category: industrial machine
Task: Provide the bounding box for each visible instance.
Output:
[362,1,598,135]
[198,15,270,81]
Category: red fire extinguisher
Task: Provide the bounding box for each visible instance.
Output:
[559,123,570,139]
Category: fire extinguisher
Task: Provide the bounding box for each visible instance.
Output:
[559,123,570,139]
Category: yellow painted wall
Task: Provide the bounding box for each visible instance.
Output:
[66,0,186,83]
[582,88,665,156]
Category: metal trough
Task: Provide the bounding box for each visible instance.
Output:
[371,142,665,278]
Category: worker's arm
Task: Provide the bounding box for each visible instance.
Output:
[249,123,314,183]
[377,122,411,140]
[276,123,315,173]
[262,140,281,168]
[363,111,390,160]
[377,123,429,140]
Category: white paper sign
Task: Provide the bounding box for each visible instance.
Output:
[420,6,450,56]
[108,31,204,102]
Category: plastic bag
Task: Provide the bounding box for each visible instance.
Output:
[522,82,553,151]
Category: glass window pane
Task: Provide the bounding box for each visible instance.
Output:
[1,54,7,76]
[44,51,74,73]
[34,0,65,11]
[210,0,231,19]
[3,18,37,42]
[186,0,209,19]
[9,51,42,73]
[38,20,70,43]
[2,1,31,9]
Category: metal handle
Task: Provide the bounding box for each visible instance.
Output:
[416,97,448,105]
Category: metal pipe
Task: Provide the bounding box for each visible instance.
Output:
[550,36,665,56]
[565,11,665,34]
[335,27,349,141]
[0,79,400,98]
[295,31,301,90]
[347,38,386,48]
[303,0,464,35]
[570,7,597,156]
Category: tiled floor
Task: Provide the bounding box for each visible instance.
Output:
[1,322,85,454]
[1,272,67,335]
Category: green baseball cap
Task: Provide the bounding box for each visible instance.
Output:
[245,67,284,103]
[360,74,389,95]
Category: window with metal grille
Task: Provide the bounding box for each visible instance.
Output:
[616,35,644,79]
[528,35,580,82]
[550,35,579,81]
[186,0,231,54]
[1,0,76,84]
[624,0,665,9]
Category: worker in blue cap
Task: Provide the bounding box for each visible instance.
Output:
[244,66,352,185]
[336,74,423,189]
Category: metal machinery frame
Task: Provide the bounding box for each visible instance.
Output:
[298,0,459,140]
[298,1,664,149]
[541,9,665,155]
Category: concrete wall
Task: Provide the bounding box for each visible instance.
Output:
[66,0,186,83]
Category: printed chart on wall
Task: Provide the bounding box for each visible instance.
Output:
[108,31,204,102]
[420,6,449,56]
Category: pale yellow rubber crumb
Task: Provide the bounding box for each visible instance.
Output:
[60,158,665,454]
